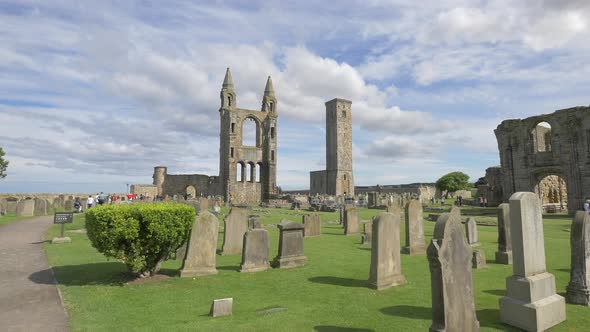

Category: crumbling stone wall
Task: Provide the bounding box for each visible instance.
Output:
[494,106,590,213]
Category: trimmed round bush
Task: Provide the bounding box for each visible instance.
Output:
[85,203,195,276]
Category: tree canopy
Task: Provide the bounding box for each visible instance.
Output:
[0,147,8,179]
[435,172,470,193]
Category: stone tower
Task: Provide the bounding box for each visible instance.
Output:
[325,98,354,196]
[218,68,278,205]
[153,166,167,195]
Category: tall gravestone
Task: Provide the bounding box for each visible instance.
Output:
[221,208,249,255]
[302,214,321,237]
[180,211,219,277]
[369,212,406,290]
[362,221,373,245]
[64,199,74,211]
[272,220,307,268]
[7,200,18,214]
[0,198,6,214]
[428,210,479,332]
[465,217,480,246]
[402,200,426,255]
[34,198,47,216]
[16,200,35,217]
[495,203,513,264]
[344,207,359,235]
[240,228,270,273]
[566,211,590,305]
[499,192,565,331]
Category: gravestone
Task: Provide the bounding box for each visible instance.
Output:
[566,211,590,305]
[465,217,480,246]
[302,214,321,237]
[428,210,479,332]
[7,200,18,213]
[499,192,565,331]
[199,198,209,211]
[64,199,74,211]
[52,197,62,209]
[386,203,400,216]
[16,200,35,217]
[240,228,270,273]
[0,198,6,214]
[362,221,373,245]
[472,249,486,269]
[180,211,219,277]
[34,198,47,216]
[495,203,513,264]
[369,212,406,290]
[248,215,263,229]
[221,208,249,256]
[402,200,426,255]
[344,207,359,236]
[272,220,307,269]
[210,298,233,318]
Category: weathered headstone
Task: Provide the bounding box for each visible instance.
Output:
[302,214,321,237]
[272,220,307,269]
[7,200,19,214]
[0,198,6,214]
[499,192,565,331]
[428,210,479,332]
[16,199,35,217]
[210,298,233,318]
[64,199,74,211]
[344,207,359,236]
[472,249,486,269]
[362,221,373,245]
[386,203,400,215]
[495,203,513,264]
[199,198,210,211]
[402,200,426,255]
[369,212,406,290]
[465,217,480,246]
[248,215,263,229]
[34,198,47,216]
[180,211,219,277]
[566,211,590,305]
[240,228,270,273]
[221,208,249,256]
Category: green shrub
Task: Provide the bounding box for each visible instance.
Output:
[85,203,195,276]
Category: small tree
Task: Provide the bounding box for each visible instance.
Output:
[435,172,470,194]
[0,147,8,179]
[474,176,487,187]
[86,203,195,277]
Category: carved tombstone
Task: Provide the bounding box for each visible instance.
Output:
[362,221,373,245]
[240,228,270,273]
[16,199,35,217]
[465,217,480,246]
[495,203,513,264]
[180,211,219,277]
[344,207,359,235]
[302,214,321,237]
[64,199,74,211]
[402,200,426,255]
[34,198,47,216]
[248,215,263,229]
[428,210,479,332]
[566,211,590,305]
[369,212,406,290]
[7,200,18,214]
[472,249,487,269]
[272,220,307,268]
[499,192,565,331]
[221,208,249,255]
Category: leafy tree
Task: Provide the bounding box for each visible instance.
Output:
[0,147,8,179]
[474,176,487,187]
[435,172,470,193]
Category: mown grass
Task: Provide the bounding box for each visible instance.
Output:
[43,206,590,331]
[0,211,54,226]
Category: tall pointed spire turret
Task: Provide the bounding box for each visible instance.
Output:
[222,67,234,88]
[264,76,274,96]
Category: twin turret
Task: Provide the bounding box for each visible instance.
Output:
[220,68,276,113]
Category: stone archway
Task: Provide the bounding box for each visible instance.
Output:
[534,174,567,212]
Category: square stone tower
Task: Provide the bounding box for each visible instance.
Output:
[325,98,354,196]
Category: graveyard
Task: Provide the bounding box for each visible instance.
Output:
[36,203,589,331]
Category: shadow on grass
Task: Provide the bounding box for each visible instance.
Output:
[483,289,505,296]
[30,262,135,286]
[30,240,51,244]
[357,247,371,251]
[217,265,240,272]
[379,305,430,320]
[308,276,367,288]
[542,214,571,220]
[556,268,570,273]
[476,308,521,330]
[314,326,374,332]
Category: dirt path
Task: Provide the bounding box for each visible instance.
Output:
[0,216,69,331]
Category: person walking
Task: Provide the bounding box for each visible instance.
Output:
[87,195,94,209]
[584,198,590,214]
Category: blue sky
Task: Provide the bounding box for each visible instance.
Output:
[1,0,589,193]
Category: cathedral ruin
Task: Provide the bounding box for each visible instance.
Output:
[492,106,590,213]
[140,68,278,205]
[310,98,355,196]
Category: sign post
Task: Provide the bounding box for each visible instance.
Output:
[52,212,74,244]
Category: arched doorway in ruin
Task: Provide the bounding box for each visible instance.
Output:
[185,185,197,199]
[534,173,567,212]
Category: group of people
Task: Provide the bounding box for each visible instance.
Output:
[74,192,146,213]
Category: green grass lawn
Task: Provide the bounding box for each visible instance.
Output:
[0,212,40,226]
[43,207,590,331]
